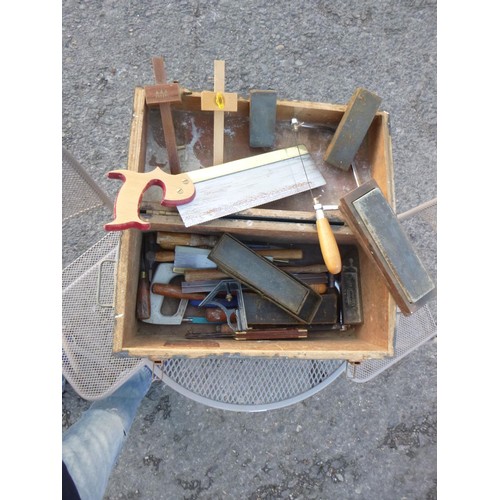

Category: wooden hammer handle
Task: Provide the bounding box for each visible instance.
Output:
[156,232,219,249]
[151,283,206,300]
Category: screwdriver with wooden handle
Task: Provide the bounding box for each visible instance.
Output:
[291,118,342,274]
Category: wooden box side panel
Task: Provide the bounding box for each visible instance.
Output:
[113,87,148,353]
[112,229,141,352]
[114,89,395,360]
[355,244,395,353]
[122,333,391,361]
[369,112,395,208]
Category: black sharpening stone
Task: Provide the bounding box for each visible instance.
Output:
[243,291,339,326]
[208,234,322,324]
[340,180,435,316]
[249,90,277,148]
[323,88,381,170]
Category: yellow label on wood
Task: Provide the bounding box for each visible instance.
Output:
[200,91,238,111]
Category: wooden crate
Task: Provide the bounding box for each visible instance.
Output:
[112,87,396,361]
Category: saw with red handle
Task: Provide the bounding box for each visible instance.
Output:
[104,145,326,231]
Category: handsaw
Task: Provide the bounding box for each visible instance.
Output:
[104,145,325,231]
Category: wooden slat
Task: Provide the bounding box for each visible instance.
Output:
[144,83,182,105]
[213,60,225,165]
[151,57,181,174]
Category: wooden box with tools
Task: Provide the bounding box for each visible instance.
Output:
[111,85,397,361]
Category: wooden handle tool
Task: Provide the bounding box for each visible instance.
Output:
[157,232,219,249]
[151,283,206,301]
[291,119,342,275]
[314,200,342,274]
[149,250,175,262]
[136,246,151,320]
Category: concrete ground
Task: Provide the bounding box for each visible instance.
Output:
[62,0,438,498]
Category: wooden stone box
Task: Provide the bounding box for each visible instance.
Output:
[111,87,396,361]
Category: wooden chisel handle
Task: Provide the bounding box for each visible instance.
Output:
[315,207,342,274]
[154,250,175,262]
[280,264,328,273]
[151,283,206,300]
[309,283,327,294]
[183,269,229,282]
[205,308,237,323]
[157,232,219,249]
[255,249,303,260]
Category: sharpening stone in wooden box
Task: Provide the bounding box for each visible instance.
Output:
[323,88,382,170]
[249,90,277,148]
[340,180,435,316]
[208,234,322,324]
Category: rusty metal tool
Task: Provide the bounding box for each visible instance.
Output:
[339,245,363,326]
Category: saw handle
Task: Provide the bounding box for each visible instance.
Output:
[104,167,196,231]
[316,215,342,275]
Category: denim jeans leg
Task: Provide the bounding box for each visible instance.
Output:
[62,364,152,500]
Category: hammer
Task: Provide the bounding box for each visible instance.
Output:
[140,263,189,325]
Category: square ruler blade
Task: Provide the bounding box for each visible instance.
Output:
[177,146,325,227]
[105,145,325,231]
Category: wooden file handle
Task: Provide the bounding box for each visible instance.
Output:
[316,217,342,274]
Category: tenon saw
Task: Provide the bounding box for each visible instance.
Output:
[104,145,325,230]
